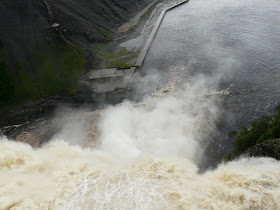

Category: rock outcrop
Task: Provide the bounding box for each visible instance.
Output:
[245,139,280,160]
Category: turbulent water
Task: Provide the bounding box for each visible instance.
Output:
[1,81,280,209]
[1,0,280,209]
[1,137,280,209]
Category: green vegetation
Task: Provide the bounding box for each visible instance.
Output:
[100,28,114,39]
[95,42,139,68]
[0,33,138,117]
[224,105,280,161]
[0,35,87,109]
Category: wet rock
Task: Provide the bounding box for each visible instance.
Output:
[15,132,40,147]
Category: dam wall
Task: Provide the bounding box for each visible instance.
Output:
[136,0,190,66]
[89,0,190,94]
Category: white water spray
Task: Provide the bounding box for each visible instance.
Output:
[0,75,280,209]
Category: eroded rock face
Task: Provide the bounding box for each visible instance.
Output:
[49,0,155,41]
[245,139,280,160]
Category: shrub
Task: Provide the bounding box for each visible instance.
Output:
[227,105,280,160]
[233,116,272,155]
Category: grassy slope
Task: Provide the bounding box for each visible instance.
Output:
[0,35,87,115]
[95,42,139,68]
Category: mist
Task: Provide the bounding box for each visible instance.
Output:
[1,67,279,208]
[99,74,220,163]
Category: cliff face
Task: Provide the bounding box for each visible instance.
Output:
[0,0,154,58]
[0,0,50,58]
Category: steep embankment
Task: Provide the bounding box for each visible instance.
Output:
[0,0,156,139]
[0,0,155,56]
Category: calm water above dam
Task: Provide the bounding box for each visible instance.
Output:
[139,0,280,164]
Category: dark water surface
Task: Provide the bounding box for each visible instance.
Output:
[139,0,280,166]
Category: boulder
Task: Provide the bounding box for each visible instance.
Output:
[15,132,40,147]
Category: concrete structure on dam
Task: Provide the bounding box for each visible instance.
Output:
[88,0,189,96]
[89,67,137,93]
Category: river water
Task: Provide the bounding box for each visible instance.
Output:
[138,0,280,165]
[1,0,280,209]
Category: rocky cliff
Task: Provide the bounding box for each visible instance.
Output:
[0,0,154,58]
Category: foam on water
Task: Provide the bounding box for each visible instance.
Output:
[0,137,280,209]
[1,79,280,209]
